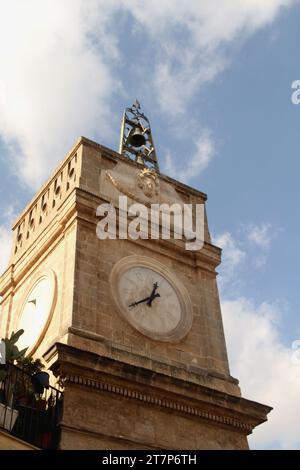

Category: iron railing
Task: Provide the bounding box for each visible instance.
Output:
[0,363,62,449]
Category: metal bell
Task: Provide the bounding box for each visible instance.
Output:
[127,126,146,148]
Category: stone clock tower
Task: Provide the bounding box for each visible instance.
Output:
[0,104,271,449]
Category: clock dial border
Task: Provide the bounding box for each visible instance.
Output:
[110,255,193,342]
[16,268,57,355]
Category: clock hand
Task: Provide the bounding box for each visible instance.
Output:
[150,282,159,296]
[28,298,37,306]
[147,282,161,307]
[147,292,160,306]
[128,296,151,308]
[129,282,161,308]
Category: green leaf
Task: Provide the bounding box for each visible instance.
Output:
[10,329,24,344]
[17,347,28,358]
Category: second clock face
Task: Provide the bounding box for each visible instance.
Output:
[119,266,182,335]
[17,271,57,353]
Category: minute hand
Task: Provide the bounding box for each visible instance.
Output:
[129,296,150,308]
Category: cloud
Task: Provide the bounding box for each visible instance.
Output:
[0,1,295,190]
[215,231,245,267]
[254,254,268,269]
[0,0,121,190]
[0,225,12,276]
[241,223,283,268]
[222,297,300,449]
[246,223,274,249]
[163,129,215,183]
[152,51,226,115]
[0,204,17,275]
[214,222,283,278]
[213,231,246,288]
[126,0,294,114]
[215,230,299,449]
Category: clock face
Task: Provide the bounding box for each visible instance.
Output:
[119,267,181,335]
[110,256,193,342]
[17,271,57,353]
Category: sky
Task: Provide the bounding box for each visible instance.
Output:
[0,0,300,449]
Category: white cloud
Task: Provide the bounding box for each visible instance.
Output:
[163,129,215,183]
[222,297,300,449]
[128,0,293,44]
[0,1,295,190]
[214,223,283,278]
[126,0,294,114]
[0,204,17,275]
[254,254,268,269]
[152,51,226,115]
[213,231,246,287]
[246,223,274,249]
[0,225,12,275]
[215,232,245,267]
[242,223,283,268]
[0,0,121,190]
[216,229,300,448]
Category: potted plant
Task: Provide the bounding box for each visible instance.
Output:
[0,330,28,382]
[17,356,48,389]
[14,357,44,406]
[31,370,50,395]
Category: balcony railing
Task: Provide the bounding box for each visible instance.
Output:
[0,363,62,449]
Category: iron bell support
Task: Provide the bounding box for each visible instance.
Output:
[119,101,160,172]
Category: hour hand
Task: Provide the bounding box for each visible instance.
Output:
[147,282,160,306]
[146,292,160,306]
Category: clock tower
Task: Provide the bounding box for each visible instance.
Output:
[0,103,271,449]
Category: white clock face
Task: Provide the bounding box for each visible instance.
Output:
[111,256,193,342]
[17,271,56,353]
[119,267,181,335]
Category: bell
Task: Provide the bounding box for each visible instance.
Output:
[127,126,146,148]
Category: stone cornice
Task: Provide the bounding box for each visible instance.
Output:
[45,342,272,436]
[63,326,240,393]
[66,373,252,434]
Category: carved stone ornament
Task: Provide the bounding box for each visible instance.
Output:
[136,168,160,199]
[105,168,161,206]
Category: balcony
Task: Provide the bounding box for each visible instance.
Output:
[0,363,62,449]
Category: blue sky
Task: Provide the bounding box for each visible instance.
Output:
[0,0,300,449]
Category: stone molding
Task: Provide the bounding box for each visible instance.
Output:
[65,373,253,434]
